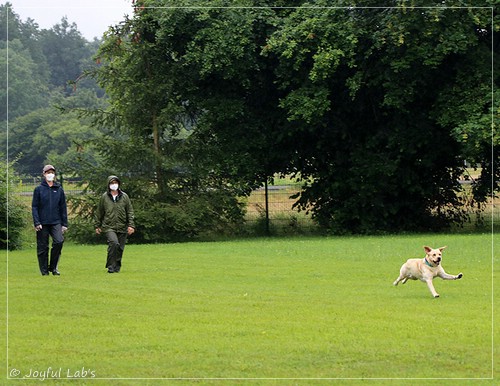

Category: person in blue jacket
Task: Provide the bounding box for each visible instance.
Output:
[32,165,68,275]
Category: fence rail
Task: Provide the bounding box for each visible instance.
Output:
[12,178,497,234]
[11,178,317,233]
[12,177,85,195]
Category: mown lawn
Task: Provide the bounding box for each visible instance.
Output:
[1,234,498,385]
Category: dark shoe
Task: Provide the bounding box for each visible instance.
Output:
[107,269,115,273]
[41,272,49,276]
[51,270,60,276]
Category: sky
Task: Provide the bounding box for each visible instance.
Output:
[9,0,134,40]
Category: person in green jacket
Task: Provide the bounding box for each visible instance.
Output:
[95,175,135,273]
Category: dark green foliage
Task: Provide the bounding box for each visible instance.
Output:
[4,1,498,240]
[63,132,247,243]
[266,4,498,232]
[1,157,26,250]
[6,92,105,175]
[39,17,93,93]
[89,0,498,235]
[1,3,106,175]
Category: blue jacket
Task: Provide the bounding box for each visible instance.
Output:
[32,180,68,227]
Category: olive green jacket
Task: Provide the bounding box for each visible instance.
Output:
[95,189,135,234]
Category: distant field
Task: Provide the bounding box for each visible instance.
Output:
[2,234,497,384]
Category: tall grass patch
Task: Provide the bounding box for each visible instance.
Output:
[3,234,496,383]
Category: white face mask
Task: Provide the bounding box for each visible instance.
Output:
[45,173,55,182]
[109,183,119,191]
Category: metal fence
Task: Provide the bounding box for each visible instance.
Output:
[13,178,496,234]
[243,184,317,233]
[11,178,318,234]
[12,177,85,196]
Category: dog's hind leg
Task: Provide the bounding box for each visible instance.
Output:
[393,265,408,286]
[393,273,406,286]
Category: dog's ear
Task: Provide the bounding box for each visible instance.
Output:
[438,246,447,251]
[424,246,432,253]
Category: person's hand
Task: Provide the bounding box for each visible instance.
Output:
[127,227,135,236]
[35,224,42,231]
[95,228,101,235]
[62,226,68,233]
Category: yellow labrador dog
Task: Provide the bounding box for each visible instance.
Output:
[393,246,463,298]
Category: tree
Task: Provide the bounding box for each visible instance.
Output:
[60,1,257,242]
[2,3,107,175]
[1,156,26,250]
[5,89,105,175]
[0,2,20,41]
[39,17,94,92]
[1,3,50,85]
[105,1,307,191]
[87,0,497,236]
[0,39,49,121]
[264,3,497,232]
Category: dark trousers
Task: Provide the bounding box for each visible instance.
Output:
[36,224,64,274]
[105,231,127,272]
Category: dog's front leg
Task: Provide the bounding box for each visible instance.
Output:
[438,270,463,281]
[425,279,440,298]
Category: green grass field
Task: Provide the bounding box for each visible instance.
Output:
[2,234,498,385]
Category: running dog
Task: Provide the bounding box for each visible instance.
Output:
[393,246,463,298]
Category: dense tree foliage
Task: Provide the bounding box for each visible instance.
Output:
[91,0,498,234]
[3,2,246,244]
[1,157,26,250]
[39,17,95,93]
[0,39,49,121]
[3,1,499,244]
[1,3,104,175]
[1,3,108,248]
[6,90,105,175]
[266,3,498,232]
